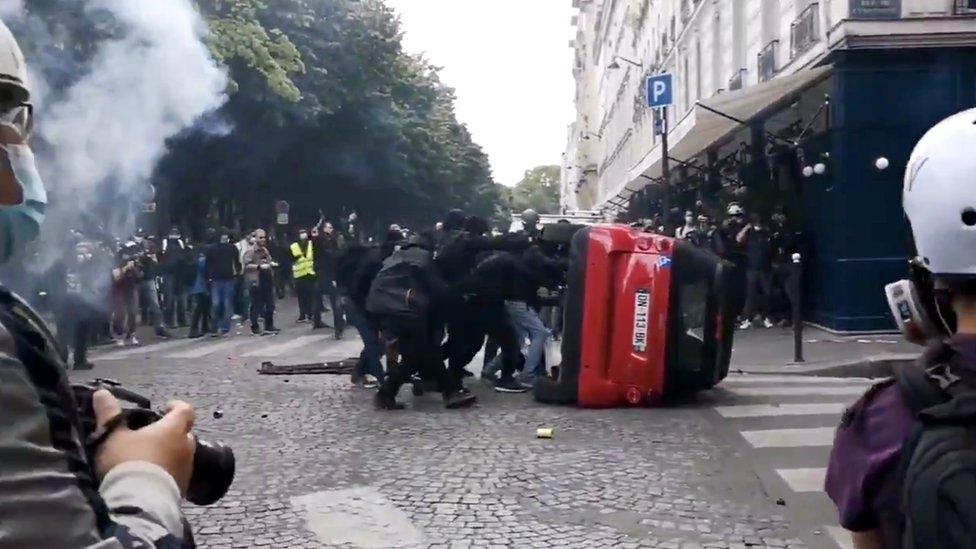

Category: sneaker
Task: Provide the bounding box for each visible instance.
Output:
[480,370,498,384]
[763,318,775,329]
[444,390,478,408]
[187,332,203,339]
[231,314,242,321]
[264,326,281,334]
[251,326,262,336]
[115,338,126,347]
[362,375,379,389]
[494,376,530,394]
[296,317,308,324]
[313,321,327,330]
[460,369,474,378]
[335,330,344,340]
[210,332,222,338]
[739,319,752,330]
[155,328,171,339]
[126,335,139,346]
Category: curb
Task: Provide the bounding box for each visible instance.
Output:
[736,353,920,379]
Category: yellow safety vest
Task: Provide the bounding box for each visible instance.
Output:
[290,241,315,279]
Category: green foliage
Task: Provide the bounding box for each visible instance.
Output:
[511,166,561,215]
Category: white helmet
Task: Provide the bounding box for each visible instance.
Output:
[0,19,28,103]
[903,108,976,278]
[727,203,744,216]
[0,19,31,138]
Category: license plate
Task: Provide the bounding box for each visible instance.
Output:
[633,289,650,352]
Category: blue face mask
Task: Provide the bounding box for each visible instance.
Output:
[0,144,47,262]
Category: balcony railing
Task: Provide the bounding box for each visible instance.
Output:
[758,40,778,83]
[729,69,746,91]
[790,2,820,60]
[956,0,976,15]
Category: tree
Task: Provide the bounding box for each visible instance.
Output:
[511,166,561,215]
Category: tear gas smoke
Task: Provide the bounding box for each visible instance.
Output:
[10,0,227,268]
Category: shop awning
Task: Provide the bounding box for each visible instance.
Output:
[608,65,833,205]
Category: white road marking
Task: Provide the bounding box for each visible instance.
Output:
[714,402,848,418]
[292,487,423,547]
[168,338,245,359]
[727,386,868,397]
[776,467,827,492]
[722,375,873,385]
[739,427,836,448]
[242,334,332,357]
[97,339,195,361]
[827,526,854,549]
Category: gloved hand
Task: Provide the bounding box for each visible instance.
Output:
[92,390,196,495]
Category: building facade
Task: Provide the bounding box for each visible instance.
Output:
[562,0,976,331]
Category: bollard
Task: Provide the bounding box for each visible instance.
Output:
[792,253,804,363]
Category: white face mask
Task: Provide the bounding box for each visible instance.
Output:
[685,217,694,226]
[299,233,308,241]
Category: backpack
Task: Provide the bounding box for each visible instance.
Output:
[894,353,976,549]
[365,245,434,320]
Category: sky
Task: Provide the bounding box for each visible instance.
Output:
[383,0,577,187]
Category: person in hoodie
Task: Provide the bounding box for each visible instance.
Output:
[160,225,188,329]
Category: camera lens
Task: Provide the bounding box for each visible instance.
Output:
[186,437,235,506]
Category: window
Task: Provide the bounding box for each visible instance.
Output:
[695,40,702,100]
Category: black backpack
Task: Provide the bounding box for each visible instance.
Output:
[365,245,434,320]
[894,353,976,549]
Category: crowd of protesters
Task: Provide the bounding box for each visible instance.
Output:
[639,203,800,330]
[39,211,369,371]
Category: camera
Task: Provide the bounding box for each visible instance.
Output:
[72,378,236,506]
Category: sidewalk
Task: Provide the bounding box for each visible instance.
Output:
[730,325,920,378]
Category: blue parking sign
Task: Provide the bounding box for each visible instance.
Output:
[646,74,674,109]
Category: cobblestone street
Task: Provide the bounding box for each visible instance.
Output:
[74,312,856,549]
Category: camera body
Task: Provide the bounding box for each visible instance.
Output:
[72,378,235,506]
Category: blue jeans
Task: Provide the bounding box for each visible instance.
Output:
[344,298,384,382]
[210,279,236,333]
[485,301,550,378]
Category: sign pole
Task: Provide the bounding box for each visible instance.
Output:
[660,106,671,235]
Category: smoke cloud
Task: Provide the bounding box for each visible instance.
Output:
[0,0,226,270]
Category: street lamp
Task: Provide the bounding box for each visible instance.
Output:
[608,56,643,70]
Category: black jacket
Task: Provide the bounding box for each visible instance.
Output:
[454,248,564,307]
[205,242,241,280]
[435,230,531,284]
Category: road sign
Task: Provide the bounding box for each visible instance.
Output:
[277,213,289,225]
[275,200,290,215]
[646,74,674,109]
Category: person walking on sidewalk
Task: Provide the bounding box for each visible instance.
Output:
[243,229,280,336]
[291,228,322,326]
[206,230,241,336]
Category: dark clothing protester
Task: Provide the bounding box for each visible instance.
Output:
[205,242,241,281]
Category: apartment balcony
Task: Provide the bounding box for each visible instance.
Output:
[790,3,820,60]
[758,40,778,83]
[728,69,746,91]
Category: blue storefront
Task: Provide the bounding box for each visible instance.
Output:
[797,48,976,331]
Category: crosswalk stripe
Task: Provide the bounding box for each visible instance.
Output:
[97,339,195,361]
[739,427,836,448]
[714,402,848,418]
[168,339,244,359]
[775,467,827,492]
[318,339,363,360]
[727,386,867,397]
[242,335,332,357]
[827,526,854,549]
[722,376,874,385]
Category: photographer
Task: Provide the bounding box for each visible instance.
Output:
[0,20,198,546]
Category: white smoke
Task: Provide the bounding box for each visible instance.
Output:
[38,0,227,206]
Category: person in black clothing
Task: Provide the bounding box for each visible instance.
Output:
[769,212,799,326]
[205,231,242,335]
[312,218,346,338]
[368,233,475,410]
[54,241,103,370]
[436,214,532,393]
[160,225,189,328]
[336,230,404,387]
[737,212,775,329]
